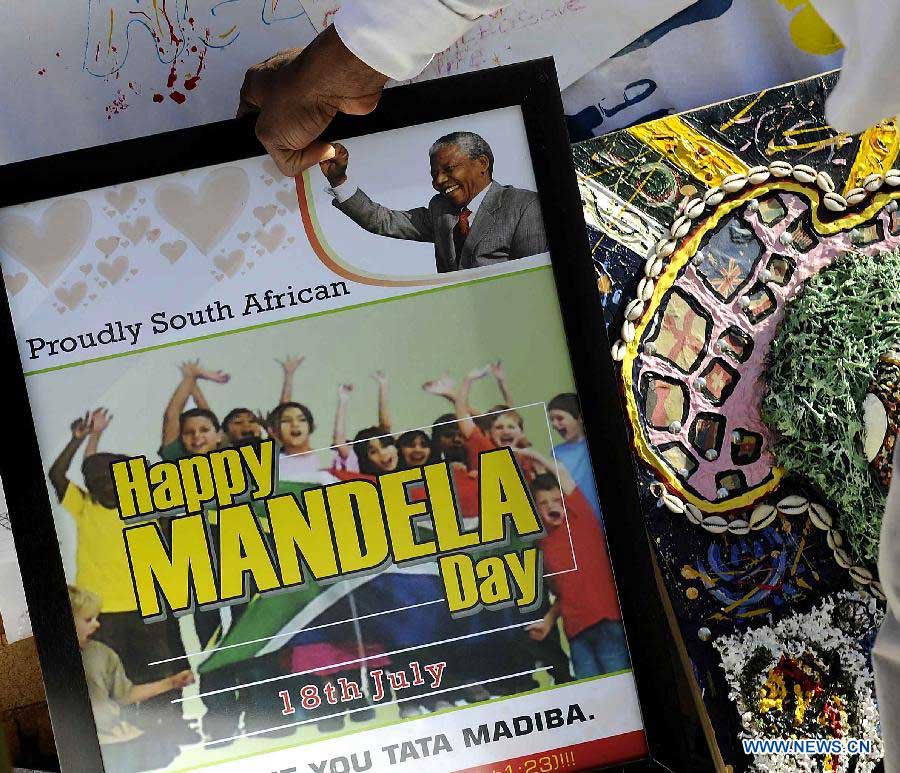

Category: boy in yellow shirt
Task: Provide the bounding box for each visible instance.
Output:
[49,410,197,744]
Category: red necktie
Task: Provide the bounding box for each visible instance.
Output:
[454,207,472,261]
[458,207,472,238]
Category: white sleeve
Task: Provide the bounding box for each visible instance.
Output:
[813,0,900,134]
[326,177,360,203]
[333,0,511,81]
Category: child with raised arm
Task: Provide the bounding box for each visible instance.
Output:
[516,447,630,679]
[330,371,392,474]
[422,361,510,429]
[450,365,539,477]
[266,354,330,482]
[548,393,603,523]
[49,410,196,742]
[159,359,229,461]
[71,585,194,772]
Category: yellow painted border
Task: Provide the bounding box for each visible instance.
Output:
[844,119,900,195]
[623,182,900,513]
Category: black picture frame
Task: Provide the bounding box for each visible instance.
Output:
[0,58,690,772]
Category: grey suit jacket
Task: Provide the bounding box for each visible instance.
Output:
[333,180,549,273]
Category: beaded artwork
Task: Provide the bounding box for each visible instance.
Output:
[574,73,897,769]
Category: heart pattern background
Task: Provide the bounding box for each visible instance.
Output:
[0,156,308,324]
[155,167,251,255]
[0,198,92,287]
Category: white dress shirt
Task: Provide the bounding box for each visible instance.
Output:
[334,0,510,82]
[333,0,900,134]
[812,0,900,134]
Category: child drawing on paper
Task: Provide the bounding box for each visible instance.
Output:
[70,585,194,773]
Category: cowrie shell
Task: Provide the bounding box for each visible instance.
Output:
[750,504,777,529]
[885,168,900,186]
[685,198,705,219]
[644,258,663,278]
[611,340,627,361]
[661,494,685,514]
[637,277,655,301]
[656,237,677,258]
[747,165,770,185]
[671,215,691,239]
[728,519,750,536]
[826,529,843,551]
[808,502,832,530]
[849,565,873,585]
[871,582,886,600]
[703,186,725,206]
[777,494,808,515]
[845,187,867,206]
[815,171,835,192]
[702,516,729,534]
[722,173,748,193]
[823,191,848,212]
[684,504,703,525]
[621,320,636,342]
[625,298,645,321]
[864,173,884,192]
[768,160,792,177]
[834,548,852,569]
[792,164,817,183]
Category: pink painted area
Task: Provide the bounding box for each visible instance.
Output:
[291,643,390,676]
[638,195,900,502]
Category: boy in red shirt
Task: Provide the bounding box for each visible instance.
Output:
[516,448,631,679]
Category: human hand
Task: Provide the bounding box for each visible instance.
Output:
[168,670,195,689]
[423,373,457,399]
[238,26,389,177]
[489,360,506,381]
[465,365,491,382]
[526,619,552,642]
[196,365,231,384]
[278,355,305,375]
[320,143,350,187]
[179,359,201,380]
[338,383,354,402]
[71,413,91,441]
[370,370,387,386]
[89,408,113,434]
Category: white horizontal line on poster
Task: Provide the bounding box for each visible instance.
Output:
[149,402,578,667]
[200,666,554,747]
[173,619,544,704]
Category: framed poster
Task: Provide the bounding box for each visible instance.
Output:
[0,60,687,772]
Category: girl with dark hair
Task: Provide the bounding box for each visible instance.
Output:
[396,428,434,469]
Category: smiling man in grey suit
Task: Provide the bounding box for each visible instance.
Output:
[319,131,549,273]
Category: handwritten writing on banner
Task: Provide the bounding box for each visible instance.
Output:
[301,0,693,89]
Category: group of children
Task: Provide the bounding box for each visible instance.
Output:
[53,354,628,770]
